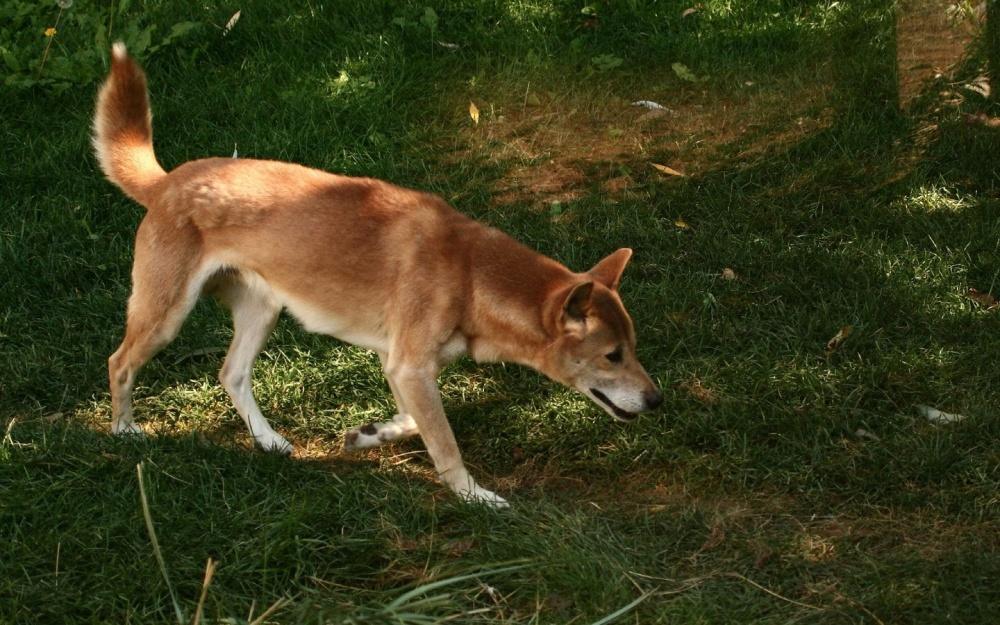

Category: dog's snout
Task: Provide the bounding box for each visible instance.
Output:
[643,388,663,411]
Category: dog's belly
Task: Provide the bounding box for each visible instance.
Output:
[232,267,390,352]
[280,291,389,352]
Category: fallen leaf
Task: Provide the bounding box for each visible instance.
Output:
[966,287,998,309]
[525,92,541,106]
[681,7,699,18]
[674,217,691,230]
[223,10,241,36]
[435,40,460,50]
[631,100,668,110]
[825,325,853,352]
[651,162,686,177]
[916,404,967,424]
[469,101,480,125]
[680,377,717,404]
[721,267,737,281]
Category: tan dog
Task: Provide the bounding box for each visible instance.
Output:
[94,44,661,507]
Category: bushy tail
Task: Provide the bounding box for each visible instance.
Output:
[92,43,166,205]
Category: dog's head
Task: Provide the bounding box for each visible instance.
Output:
[540,249,662,421]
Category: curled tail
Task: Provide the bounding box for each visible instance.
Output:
[92,43,166,205]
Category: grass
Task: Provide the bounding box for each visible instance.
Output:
[2,0,999,623]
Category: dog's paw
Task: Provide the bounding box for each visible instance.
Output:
[112,421,145,437]
[458,484,510,509]
[255,432,294,455]
[343,414,418,451]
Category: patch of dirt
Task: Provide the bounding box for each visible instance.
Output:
[897,0,979,107]
[462,81,832,208]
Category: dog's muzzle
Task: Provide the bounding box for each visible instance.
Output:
[589,387,663,422]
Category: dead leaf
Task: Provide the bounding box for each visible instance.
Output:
[674,217,691,230]
[469,101,480,125]
[435,40,460,50]
[223,10,241,36]
[721,267,737,281]
[966,287,998,309]
[825,325,853,352]
[681,7,700,18]
[916,404,967,424]
[525,92,541,106]
[651,162,686,177]
[680,377,717,405]
[631,100,668,110]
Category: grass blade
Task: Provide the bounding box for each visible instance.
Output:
[587,591,651,625]
[385,562,530,611]
[191,557,216,625]
[137,461,185,625]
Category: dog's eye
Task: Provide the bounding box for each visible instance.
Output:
[605,346,623,363]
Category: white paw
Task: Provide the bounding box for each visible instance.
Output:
[255,432,293,455]
[112,421,144,437]
[444,468,509,509]
[458,484,510,509]
[343,414,418,451]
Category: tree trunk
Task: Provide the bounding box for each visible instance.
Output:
[988,0,1000,100]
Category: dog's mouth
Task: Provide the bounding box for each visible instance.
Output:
[589,388,638,422]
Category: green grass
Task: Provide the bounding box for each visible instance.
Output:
[2,1,999,623]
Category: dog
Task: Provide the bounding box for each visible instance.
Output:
[93,43,662,507]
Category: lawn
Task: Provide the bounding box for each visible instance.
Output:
[2,1,999,623]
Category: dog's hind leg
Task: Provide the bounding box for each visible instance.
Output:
[215,274,291,454]
[343,351,419,450]
[109,221,203,436]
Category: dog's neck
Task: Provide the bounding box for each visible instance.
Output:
[461,224,574,370]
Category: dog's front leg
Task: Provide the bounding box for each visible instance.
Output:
[386,363,508,508]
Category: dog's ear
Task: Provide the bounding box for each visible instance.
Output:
[588,248,632,291]
[561,281,594,327]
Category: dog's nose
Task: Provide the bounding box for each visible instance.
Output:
[643,388,663,410]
